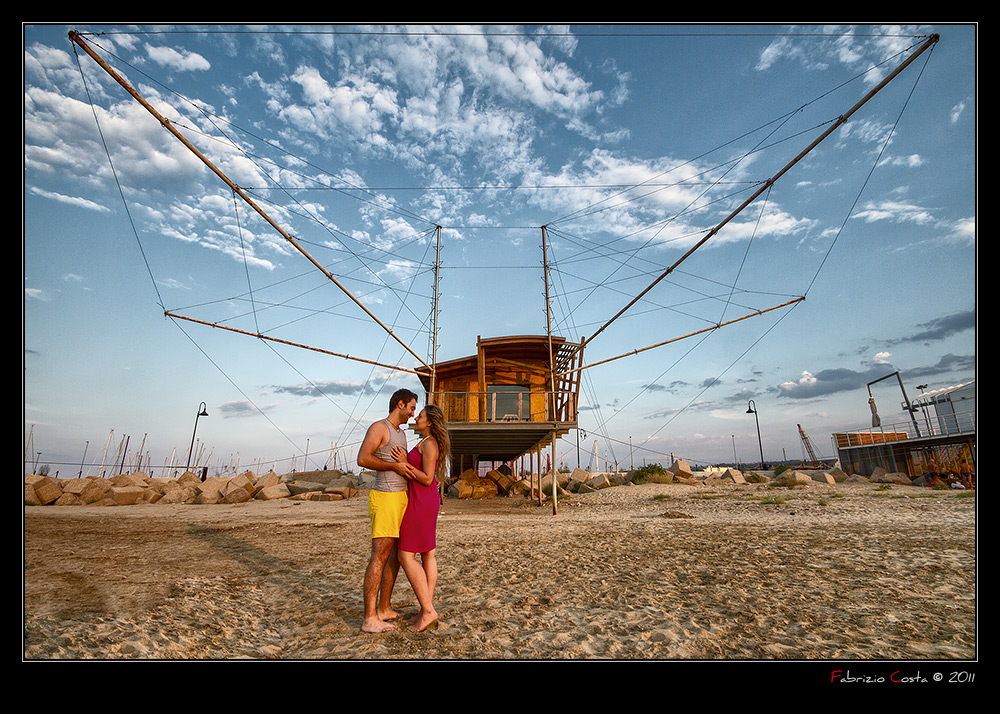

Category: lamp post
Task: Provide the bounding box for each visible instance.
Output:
[746,400,765,469]
[186,401,209,471]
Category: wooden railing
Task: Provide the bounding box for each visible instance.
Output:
[427,390,577,425]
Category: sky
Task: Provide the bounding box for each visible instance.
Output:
[23,23,976,477]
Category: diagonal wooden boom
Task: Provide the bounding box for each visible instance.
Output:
[165,311,423,376]
[559,296,805,378]
[584,33,940,349]
[69,30,430,371]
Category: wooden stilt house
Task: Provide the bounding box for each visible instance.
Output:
[416,334,583,477]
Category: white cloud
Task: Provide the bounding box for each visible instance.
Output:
[755,24,932,84]
[950,217,975,244]
[146,45,211,72]
[29,186,111,212]
[853,199,935,225]
[780,370,817,393]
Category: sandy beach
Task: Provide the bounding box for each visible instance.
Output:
[23,480,976,661]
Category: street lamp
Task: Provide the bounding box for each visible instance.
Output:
[186,401,209,471]
[746,400,765,469]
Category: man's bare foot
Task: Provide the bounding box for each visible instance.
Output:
[414,610,439,632]
[377,607,401,621]
[361,617,397,633]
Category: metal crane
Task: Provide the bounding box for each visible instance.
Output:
[798,424,819,466]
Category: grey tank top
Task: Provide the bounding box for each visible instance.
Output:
[373,418,409,492]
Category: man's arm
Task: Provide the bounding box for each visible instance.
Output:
[357,421,407,475]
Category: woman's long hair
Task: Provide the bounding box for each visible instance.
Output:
[422,404,451,481]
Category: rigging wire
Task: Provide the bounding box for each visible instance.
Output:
[718,183,772,324]
[545,237,622,464]
[542,38,938,466]
[75,34,431,227]
[636,305,800,454]
[538,40,925,330]
[233,190,260,334]
[549,110,801,325]
[169,319,305,458]
[544,222,791,331]
[331,223,440,452]
[74,33,441,328]
[67,28,940,468]
[803,40,938,298]
[612,39,938,464]
[79,27,936,42]
[70,39,165,311]
[70,31,437,472]
[167,227,437,328]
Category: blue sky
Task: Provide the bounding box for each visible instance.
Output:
[24,24,976,476]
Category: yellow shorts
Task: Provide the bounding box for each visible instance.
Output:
[368,489,408,539]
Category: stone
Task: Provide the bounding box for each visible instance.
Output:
[158,487,196,504]
[78,479,112,503]
[287,481,327,496]
[227,471,256,494]
[669,460,695,478]
[25,482,43,506]
[827,466,850,482]
[774,470,812,487]
[195,477,226,503]
[110,485,146,505]
[60,478,91,495]
[585,473,611,490]
[111,472,150,488]
[177,471,202,486]
[325,485,358,500]
[31,476,64,505]
[870,470,912,485]
[221,484,252,503]
[253,471,280,493]
[720,468,746,484]
[255,484,292,500]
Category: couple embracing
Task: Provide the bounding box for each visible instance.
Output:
[357,389,450,633]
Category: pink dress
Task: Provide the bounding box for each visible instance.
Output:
[397,442,439,554]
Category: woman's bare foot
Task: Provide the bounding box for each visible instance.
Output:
[414,610,439,632]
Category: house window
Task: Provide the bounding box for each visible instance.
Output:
[487,384,529,421]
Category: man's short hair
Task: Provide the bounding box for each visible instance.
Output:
[389,388,418,413]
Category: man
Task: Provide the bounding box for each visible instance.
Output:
[357,388,418,633]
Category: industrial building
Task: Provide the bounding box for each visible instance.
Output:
[832,381,976,484]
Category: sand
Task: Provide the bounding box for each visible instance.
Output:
[23,480,976,661]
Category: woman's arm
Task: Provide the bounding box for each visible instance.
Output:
[415,438,439,487]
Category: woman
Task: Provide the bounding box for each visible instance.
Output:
[392,404,450,632]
